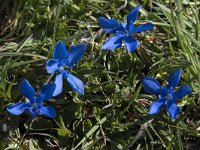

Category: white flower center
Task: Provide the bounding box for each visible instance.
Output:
[166,93,173,100]
[31,102,38,108]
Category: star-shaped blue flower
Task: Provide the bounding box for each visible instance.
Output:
[46,41,87,96]
[7,79,56,118]
[142,68,192,120]
[98,5,154,52]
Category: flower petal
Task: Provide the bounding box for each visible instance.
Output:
[29,108,38,118]
[53,73,63,96]
[98,17,120,33]
[67,43,87,68]
[20,79,35,102]
[102,34,124,50]
[124,36,138,52]
[133,22,154,33]
[38,83,56,101]
[127,5,142,26]
[142,77,161,94]
[53,41,68,60]
[174,85,192,99]
[46,59,60,74]
[168,68,182,88]
[63,71,84,95]
[167,103,180,120]
[119,22,126,30]
[126,23,135,34]
[39,106,56,118]
[149,100,165,114]
[7,101,30,115]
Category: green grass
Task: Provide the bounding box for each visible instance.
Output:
[0,0,199,149]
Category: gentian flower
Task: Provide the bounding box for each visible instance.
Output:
[46,41,87,96]
[98,5,154,52]
[7,79,56,118]
[142,68,192,120]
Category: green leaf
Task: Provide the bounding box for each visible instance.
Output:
[56,127,71,137]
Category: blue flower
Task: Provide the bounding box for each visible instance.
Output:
[7,79,56,118]
[98,5,154,52]
[142,68,192,120]
[46,41,87,96]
